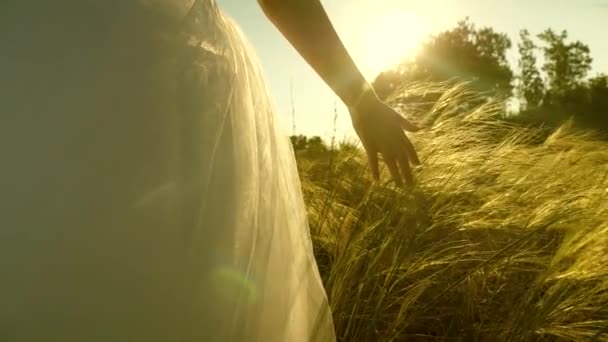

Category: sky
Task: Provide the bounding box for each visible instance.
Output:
[217,0,608,140]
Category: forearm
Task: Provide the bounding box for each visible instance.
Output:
[258,0,371,108]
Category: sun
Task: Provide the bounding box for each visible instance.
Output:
[354,9,429,80]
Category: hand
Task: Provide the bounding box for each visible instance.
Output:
[350,90,421,187]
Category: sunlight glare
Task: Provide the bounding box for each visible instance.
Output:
[355,9,429,80]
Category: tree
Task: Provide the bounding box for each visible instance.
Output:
[580,74,608,132]
[538,29,592,100]
[290,135,329,155]
[374,18,514,101]
[513,29,608,134]
[517,29,545,110]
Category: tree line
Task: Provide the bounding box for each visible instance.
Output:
[373,18,608,135]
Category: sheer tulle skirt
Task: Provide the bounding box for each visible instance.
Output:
[0,1,334,340]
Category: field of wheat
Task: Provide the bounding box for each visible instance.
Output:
[295,83,608,341]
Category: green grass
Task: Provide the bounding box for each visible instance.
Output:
[295,82,608,341]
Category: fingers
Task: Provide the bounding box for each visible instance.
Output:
[397,146,414,186]
[358,131,380,181]
[384,155,403,187]
[391,132,418,187]
[366,149,380,181]
[402,135,421,166]
[392,109,421,166]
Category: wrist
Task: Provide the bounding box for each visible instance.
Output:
[347,83,377,118]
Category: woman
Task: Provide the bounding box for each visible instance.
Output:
[0,0,419,340]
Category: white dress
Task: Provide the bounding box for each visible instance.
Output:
[0,0,335,341]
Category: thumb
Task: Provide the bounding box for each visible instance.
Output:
[398,114,421,132]
[389,106,421,132]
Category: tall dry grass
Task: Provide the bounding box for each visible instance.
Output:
[296,82,608,341]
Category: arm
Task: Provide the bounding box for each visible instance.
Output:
[257,0,369,107]
[258,0,421,187]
